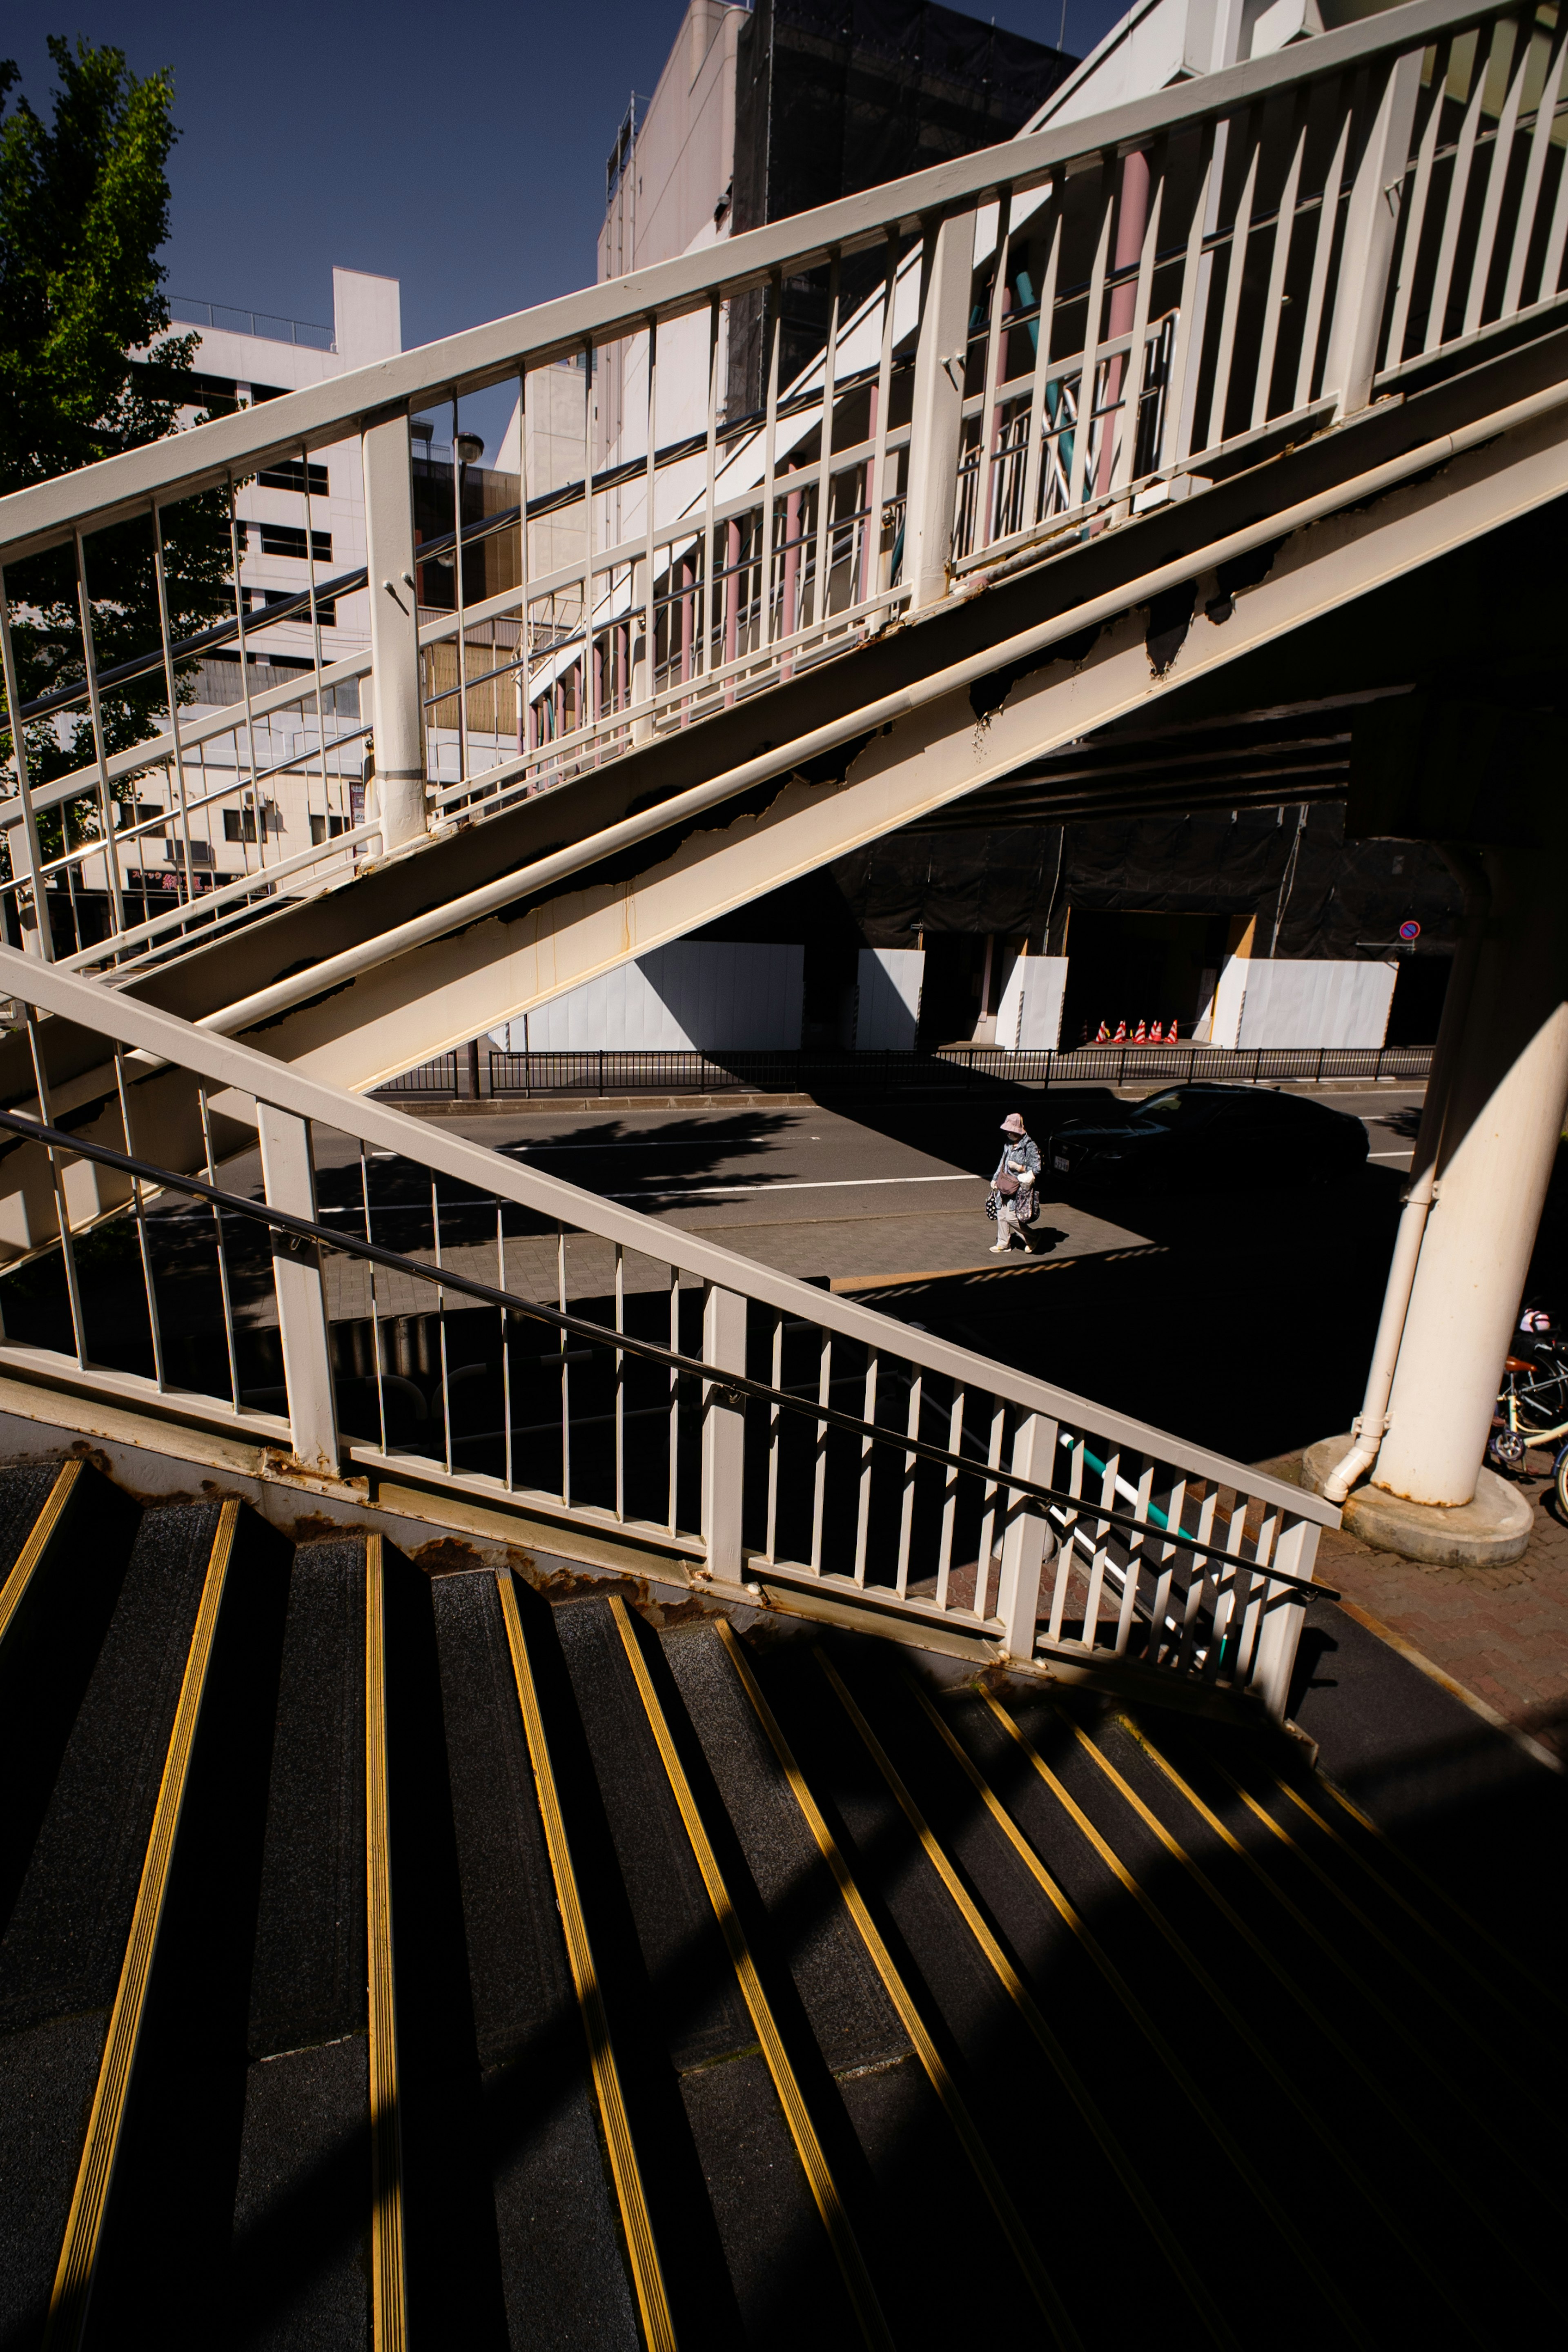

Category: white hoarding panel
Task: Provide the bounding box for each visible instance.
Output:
[855,949,924,1050]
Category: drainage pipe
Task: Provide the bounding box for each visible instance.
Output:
[1321,846,1488,1503]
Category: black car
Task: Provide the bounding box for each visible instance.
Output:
[1046,1083,1370,1191]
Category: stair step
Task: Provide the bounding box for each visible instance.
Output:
[0,1452,1557,2349]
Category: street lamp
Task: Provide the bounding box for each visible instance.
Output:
[454,431,484,468]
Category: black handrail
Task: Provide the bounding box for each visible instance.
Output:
[0,1102,1336,1598]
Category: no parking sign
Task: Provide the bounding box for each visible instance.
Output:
[1399,920,1421,942]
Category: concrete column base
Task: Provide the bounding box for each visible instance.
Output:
[1301,1435,1533,1566]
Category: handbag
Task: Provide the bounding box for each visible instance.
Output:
[995,1169,1020,1197]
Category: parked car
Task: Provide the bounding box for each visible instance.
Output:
[1046,1083,1370,1192]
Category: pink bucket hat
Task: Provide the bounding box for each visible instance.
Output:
[999,1112,1027,1136]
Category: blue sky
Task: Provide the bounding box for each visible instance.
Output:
[2,0,1127,448]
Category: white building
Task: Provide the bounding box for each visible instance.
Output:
[113,270,401,906]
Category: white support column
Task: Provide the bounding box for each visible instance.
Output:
[258,1104,340,1478]
[997,1411,1052,1660]
[1374,844,1568,1507]
[904,209,976,612]
[1321,50,1423,420]
[361,410,427,853]
[701,1283,748,1584]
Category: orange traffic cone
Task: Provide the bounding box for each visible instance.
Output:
[1113,1020,1127,1042]
[1134,1018,1147,1042]
[1167,1018,1178,1042]
[1095,1020,1109,1041]
[1150,1020,1164,1043]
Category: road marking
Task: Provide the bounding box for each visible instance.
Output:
[1368,1149,1414,1160]
[608,1172,983,1201]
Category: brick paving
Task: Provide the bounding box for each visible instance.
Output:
[1266,1447,1568,1761]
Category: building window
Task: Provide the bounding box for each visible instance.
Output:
[243,587,335,626]
[310,813,350,844]
[257,524,332,563]
[258,461,329,496]
[223,804,282,842]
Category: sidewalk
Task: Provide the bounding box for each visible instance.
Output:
[1267,1448,1568,1765]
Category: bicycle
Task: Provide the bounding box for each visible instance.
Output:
[1489,1316,1568,1513]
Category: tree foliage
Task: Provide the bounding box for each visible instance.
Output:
[0,37,232,811]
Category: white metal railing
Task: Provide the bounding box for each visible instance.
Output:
[0,943,1334,1715]
[2,0,1563,989]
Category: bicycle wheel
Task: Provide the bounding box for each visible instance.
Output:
[1507,1365,1568,1436]
[1556,1447,1568,1519]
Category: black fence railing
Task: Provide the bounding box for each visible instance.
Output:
[371,1042,1434,1100]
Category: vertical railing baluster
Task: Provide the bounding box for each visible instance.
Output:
[1203,121,1261,452]
[433,1175,452,1473]
[1114,1460,1156,1655]
[1148,1474,1187,1670]
[1501,23,1568,317]
[1294,107,1352,410]
[895,1366,921,1596]
[667,1268,680,1532]
[0,570,53,961]
[1466,17,1532,334]
[113,1047,165,1390]
[500,1202,514,1492]
[811,252,842,633]
[1425,24,1508,353]
[976,190,1013,552]
[699,294,722,689]
[578,350,597,751]
[936,1384,963,1609]
[557,1225,571,1508]
[361,1143,388,1455]
[1250,107,1307,429]
[20,1006,87,1368]
[198,1085,241,1411]
[1168,130,1217,466]
[1234,1506,1279,1684]
[1068,181,1114,511]
[1020,211,1062,528]
[760,270,782,646]
[518,366,535,766]
[811,1333,832,1574]
[1047,1434,1086,1645]
[1081,1446,1119,1651]
[1109,149,1167,498]
[853,1348,878,1586]
[974,1396,1006,1619]
[764,1308,783,1565]
[1386,37,1457,368]
[639,322,657,738]
[154,498,202,918]
[71,531,126,944]
[614,1242,625,1523]
[301,445,335,843]
[1176,1485,1220,1673]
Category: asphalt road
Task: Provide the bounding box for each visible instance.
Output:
[365,1078,1430,1293]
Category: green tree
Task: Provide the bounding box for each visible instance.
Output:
[0,36,231,837]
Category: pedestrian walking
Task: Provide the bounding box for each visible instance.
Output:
[987,1111,1041,1253]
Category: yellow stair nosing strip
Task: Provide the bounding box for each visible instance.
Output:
[496,1573,677,2352]
[713,1618,1079,2342]
[0,1459,83,1651]
[608,1595,895,2352]
[365,1533,407,2352]
[43,1496,239,2352]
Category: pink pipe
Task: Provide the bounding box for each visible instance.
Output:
[857,383,880,608]
[1096,148,1151,506]
[781,475,802,680]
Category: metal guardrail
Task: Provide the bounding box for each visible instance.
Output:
[0,0,1559,1008]
[0,941,1332,1715]
[368,1042,1436,1098]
